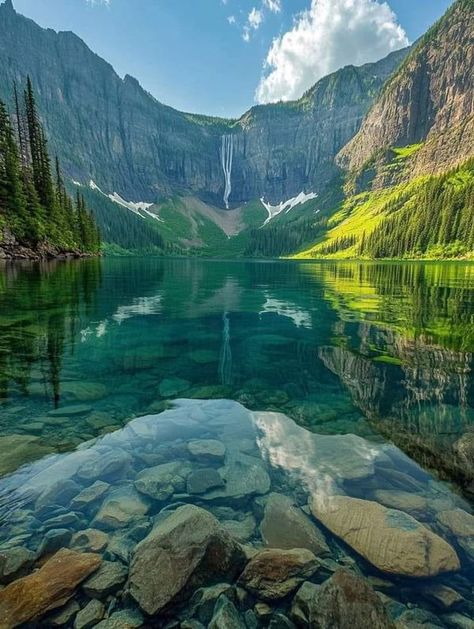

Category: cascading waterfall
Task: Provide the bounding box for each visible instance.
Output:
[220,134,234,209]
[219,311,232,385]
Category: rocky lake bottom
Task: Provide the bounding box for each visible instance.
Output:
[0,258,473,628]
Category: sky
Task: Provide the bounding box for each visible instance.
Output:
[11,0,453,118]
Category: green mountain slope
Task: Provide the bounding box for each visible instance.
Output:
[294,0,474,260]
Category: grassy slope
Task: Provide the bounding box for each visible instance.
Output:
[293,156,474,260]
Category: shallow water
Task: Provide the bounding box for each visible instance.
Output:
[0,258,473,624]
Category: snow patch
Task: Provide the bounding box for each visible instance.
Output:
[88,180,159,220]
[72,180,82,187]
[108,192,153,214]
[260,191,318,226]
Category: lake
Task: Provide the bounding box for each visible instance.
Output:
[0,258,473,625]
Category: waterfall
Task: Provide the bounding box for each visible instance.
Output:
[219,311,232,385]
[220,134,233,209]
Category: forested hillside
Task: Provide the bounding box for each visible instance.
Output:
[0,79,100,258]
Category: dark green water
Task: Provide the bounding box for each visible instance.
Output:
[0,258,473,624]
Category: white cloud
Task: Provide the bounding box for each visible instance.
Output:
[86,0,111,5]
[256,0,408,104]
[227,15,236,24]
[248,7,263,29]
[263,0,282,13]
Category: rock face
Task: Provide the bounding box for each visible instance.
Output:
[314,570,396,629]
[0,1,408,207]
[311,495,460,577]
[260,493,329,557]
[239,548,318,600]
[339,0,474,183]
[0,549,101,629]
[128,505,246,615]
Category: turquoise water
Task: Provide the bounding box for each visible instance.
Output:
[0,258,473,625]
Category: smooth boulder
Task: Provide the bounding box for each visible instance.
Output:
[129,505,246,615]
[0,549,101,629]
[311,495,460,577]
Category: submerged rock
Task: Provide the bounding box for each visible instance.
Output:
[94,608,144,629]
[74,599,105,629]
[77,448,132,482]
[239,548,318,600]
[82,560,128,598]
[187,468,225,495]
[436,509,474,563]
[202,453,271,502]
[94,486,149,530]
[48,405,92,417]
[290,581,321,626]
[134,460,192,501]
[71,481,109,509]
[0,434,53,477]
[188,439,226,462]
[159,378,190,398]
[71,529,109,553]
[373,489,428,519]
[311,495,460,577]
[48,600,81,626]
[209,594,246,629]
[189,583,236,625]
[260,493,329,556]
[314,569,395,629]
[129,505,245,615]
[0,549,101,628]
[223,514,256,543]
[0,547,35,584]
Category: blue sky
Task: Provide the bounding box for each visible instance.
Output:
[12,0,453,118]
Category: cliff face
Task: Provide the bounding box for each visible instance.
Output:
[0,1,407,206]
[338,0,474,184]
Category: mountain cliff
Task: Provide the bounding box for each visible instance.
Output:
[295,0,474,260]
[338,0,474,188]
[0,0,407,209]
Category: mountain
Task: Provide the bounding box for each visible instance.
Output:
[0,0,407,232]
[295,0,474,260]
[339,0,474,188]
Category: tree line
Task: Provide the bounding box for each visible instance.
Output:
[244,216,329,257]
[360,160,474,258]
[0,78,100,254]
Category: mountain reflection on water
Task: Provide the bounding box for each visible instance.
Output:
[0,258,473,500]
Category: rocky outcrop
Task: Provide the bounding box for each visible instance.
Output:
[128,505,246,615]
[311,495,460,578]
[0,549,101,629]
[0,1,407,206]
[339,0,474,184]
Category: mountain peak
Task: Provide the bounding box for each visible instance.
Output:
[3,0,15,11]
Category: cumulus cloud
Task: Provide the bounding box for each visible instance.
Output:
[86,0,111,6]
[227,15,236,24]
[256,0,408,103]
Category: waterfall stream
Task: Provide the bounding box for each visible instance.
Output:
[219,311,232,385]
[220,134,233,209]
